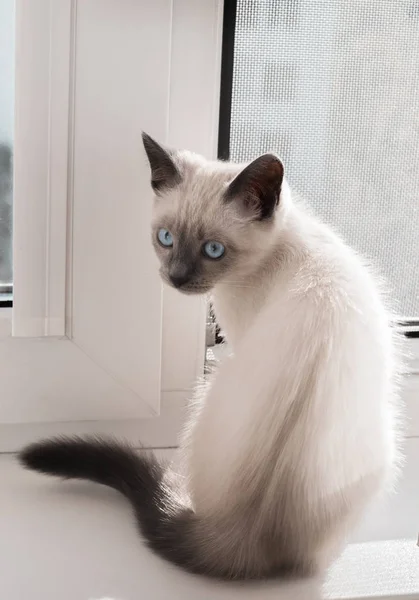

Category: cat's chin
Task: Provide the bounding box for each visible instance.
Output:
[174,285,211,296]
[160,277,211,295]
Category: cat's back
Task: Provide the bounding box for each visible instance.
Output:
[273,209,392,335]
[250,214,401,491]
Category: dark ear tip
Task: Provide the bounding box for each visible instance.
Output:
[141,131,154,146]
[142,132,165,152]
[262,152,284,166]
[261,153,285,177]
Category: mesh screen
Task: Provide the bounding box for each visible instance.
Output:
[229,0,419,317]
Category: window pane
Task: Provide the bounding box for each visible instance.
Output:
[229,0,419,317]
[0,0,14,292]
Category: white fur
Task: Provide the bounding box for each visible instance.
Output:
[183,180,403,563]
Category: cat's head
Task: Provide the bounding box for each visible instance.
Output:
[142,133,286,294]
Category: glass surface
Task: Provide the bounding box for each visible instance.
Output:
[230,0,419,317]
[0,0,14,291]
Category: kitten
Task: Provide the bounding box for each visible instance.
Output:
[19,133,403,580]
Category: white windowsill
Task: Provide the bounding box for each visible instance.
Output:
[326,538,419,600]
[0,306,12,337]
[1,452,418,600]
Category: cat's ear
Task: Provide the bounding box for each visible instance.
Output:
[142,132,181,193]
[225,153,284,220]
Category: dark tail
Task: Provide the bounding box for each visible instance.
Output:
[19,436,252,579]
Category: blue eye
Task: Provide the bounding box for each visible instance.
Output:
[158,228,173,247]
[203,241,225,260]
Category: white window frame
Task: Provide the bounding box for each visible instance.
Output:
[0,0,224,452]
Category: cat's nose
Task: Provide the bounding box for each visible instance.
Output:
[169,267,192,288]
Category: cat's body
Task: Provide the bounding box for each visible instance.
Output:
[20,135,402,580]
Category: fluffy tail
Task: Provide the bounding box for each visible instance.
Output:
[19,436,255,579]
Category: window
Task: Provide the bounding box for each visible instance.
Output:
[211,0,419,365]
[0,0,222,452]
[0,0,14,304]
[219,0,419,325]
[209,0,419,556]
